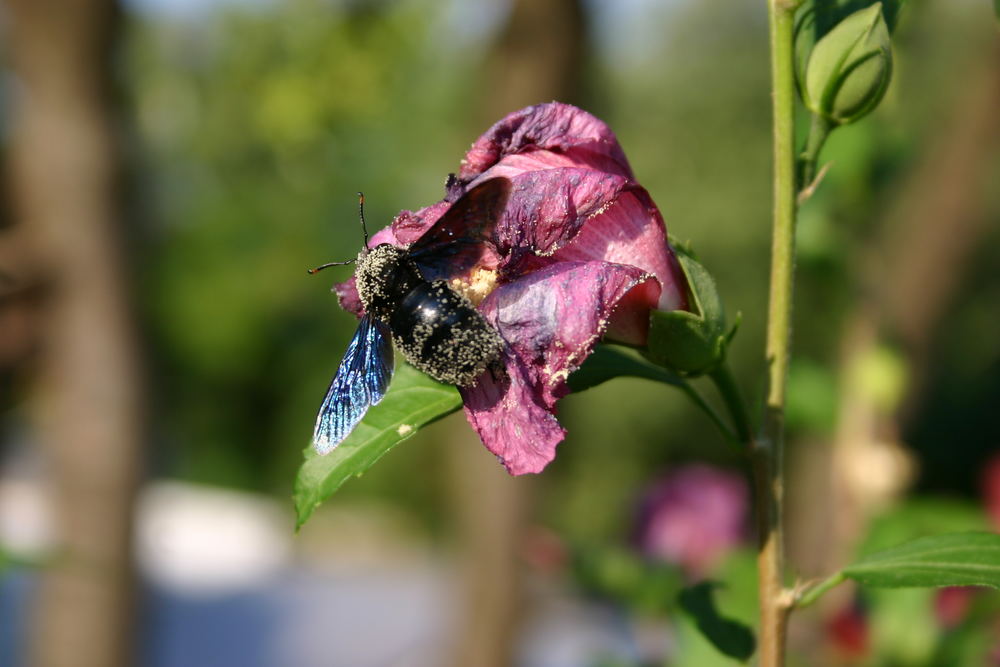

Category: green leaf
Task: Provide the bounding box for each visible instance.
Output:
[859,497,989,555]
[569,345,737,443]
[567,344,684,392]
[293,363,462,529]
[843,531,1000,589]
[678,582,756,662]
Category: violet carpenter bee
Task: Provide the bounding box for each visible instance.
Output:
[309,177,511,454]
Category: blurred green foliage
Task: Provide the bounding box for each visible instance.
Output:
[123,0,999,557]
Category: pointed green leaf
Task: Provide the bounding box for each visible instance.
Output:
[678,581,756,662]
[569,344,737,443]
[293,363,463,529]
[843,531,1000,589]
[568,344,684,392]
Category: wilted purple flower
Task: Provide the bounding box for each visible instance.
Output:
[634,465,748,577]
[336,103,687,474]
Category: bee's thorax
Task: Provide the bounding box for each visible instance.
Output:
[356,244,423,321]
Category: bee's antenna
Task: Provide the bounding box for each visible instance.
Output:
[307,258,355,275]
[307,191,371,274]
[358,192,370,249]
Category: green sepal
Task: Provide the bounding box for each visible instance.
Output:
[646,245,729,376]
[793,3,819,100]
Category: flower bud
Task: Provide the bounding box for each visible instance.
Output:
[800,3,892,125]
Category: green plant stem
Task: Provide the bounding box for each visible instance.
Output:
[708,363,753,444]
[677,379,740,446]
[759,1,801,665]
[797,113,833,192]
[795,572,847,609]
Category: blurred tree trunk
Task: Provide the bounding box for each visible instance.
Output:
[2,2,144,667]
[484,0,588,112]
[832,43,1000,561]
[447,1,588,666]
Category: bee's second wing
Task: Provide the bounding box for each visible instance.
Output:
[408,176,511,281]
[312,314,394,454]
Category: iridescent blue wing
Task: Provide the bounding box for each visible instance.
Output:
[408,176,510,282]
[312,314,394,454]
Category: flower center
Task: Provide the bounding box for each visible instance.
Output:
[450,267,498,306]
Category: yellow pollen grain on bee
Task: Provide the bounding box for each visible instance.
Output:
[450,267,499,306]
[397,424,413,436]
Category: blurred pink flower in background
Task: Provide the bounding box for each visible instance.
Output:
[336,103,687,475]
[933,586,975,629]
[825,599,870,660]
[633,464,748,577]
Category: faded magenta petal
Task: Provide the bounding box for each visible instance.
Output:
[388,201,450,246]
[493,167,630,260]
[548,186,686,311]
[459,355,565,475]
[459,103,634,181]
[460,261,658,474]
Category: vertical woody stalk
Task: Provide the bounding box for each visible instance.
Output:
[758,0,800,664]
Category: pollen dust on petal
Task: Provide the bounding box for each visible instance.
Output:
[450,268,499,306]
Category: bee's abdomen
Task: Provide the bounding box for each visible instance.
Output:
[390,281,502,386]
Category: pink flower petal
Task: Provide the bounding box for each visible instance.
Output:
[333,275,363,317]
[460,260,657,474]
[390,201,450,246]
[481,150,629,184]
[493,167,630,264]
[605,279,661,346]
[459,357,566,475]
[550,186,687,312]
[335,168,640,316]
[459,103,633,182]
